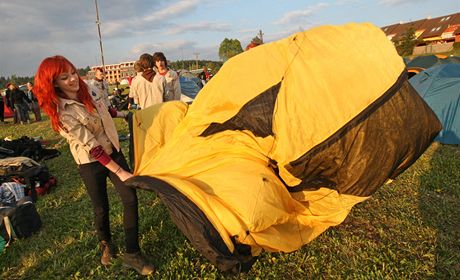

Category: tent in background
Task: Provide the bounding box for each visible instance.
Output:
[410,63,460,144]
[406,54,444,69]
[406,55,460,78]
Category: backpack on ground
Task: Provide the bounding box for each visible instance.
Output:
[0,195,42,251]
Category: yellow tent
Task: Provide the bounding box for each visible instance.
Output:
[128,23,441,272]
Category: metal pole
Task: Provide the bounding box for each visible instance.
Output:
[193,52,199,69]
[94,0,105,69]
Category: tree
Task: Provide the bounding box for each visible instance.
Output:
[394,26,419,57]
[218,38,243,62]
[77,66,91,77]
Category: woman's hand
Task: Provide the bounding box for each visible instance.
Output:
[117,169,134,182]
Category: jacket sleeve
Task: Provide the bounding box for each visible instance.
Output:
[22,91,31,103]
[173,73,182,100]
[59,113,100,154]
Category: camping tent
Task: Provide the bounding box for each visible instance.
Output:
[127,23,440,272]
[406,55,444,69]
[406,55,460,78]
[410,63,460,144]
[406,55,444,78]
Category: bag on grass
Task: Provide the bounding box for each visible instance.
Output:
[0,157,57,200]
[0,215,16,252]
[0,195,41,241]
[0,182,25,204]
[8,196,42,238]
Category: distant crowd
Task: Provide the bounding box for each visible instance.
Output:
[1,82,41,125]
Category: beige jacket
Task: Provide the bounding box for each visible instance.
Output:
[129,74,165,109]
[162,69,182,101]
[86,79,111,107]
[58,97,120,165]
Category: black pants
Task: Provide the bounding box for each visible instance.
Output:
[78,150,140,253]
[0,101,4,122]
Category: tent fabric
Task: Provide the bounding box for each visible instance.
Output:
[128,23,441,272]
[410,63,460,144]
[406,55,443,70]
[128,176,255,273]
[406,55,460,73]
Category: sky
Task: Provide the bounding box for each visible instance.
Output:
[0,0,458,77]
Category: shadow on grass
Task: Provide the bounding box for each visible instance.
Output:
[418,144,460,278]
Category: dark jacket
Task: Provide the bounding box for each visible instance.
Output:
[10,89,31,106]
[26,90,38,102]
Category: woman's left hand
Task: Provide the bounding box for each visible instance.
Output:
[117,169,134,182]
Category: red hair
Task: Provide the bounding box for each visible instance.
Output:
[34,55,94,132]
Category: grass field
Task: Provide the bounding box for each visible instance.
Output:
[0,114,459,279]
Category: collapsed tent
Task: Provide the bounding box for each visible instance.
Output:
[410,63,460,144]
[127,23,441,272]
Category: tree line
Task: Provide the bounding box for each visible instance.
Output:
[0,67,90,89]
[218,31,264,62]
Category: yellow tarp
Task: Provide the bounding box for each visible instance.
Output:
[132,23,405,254]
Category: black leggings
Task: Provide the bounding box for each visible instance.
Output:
[0,101,4,122]
[78,150,140,253]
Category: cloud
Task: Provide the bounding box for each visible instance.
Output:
[98,0,202,38]
[378,0,424,5]
[165,22,231,35]
[143,0,200,22]
[0,1,95,44]
[130,39,195,55]
[335,0,361,4]
[128,40,219,62]
[274,3,330,25]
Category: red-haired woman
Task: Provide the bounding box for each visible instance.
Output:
[34,55,153,275]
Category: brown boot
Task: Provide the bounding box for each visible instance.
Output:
[123,252,154,275]
[100,240,115,265]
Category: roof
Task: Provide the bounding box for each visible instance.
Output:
[382,12,460,41]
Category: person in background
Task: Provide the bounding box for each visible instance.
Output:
[26,82,41,121]
[0,88,4,123]
[5,84,16,123]
[127,61,143,110]
[8,83,31,124]
[33,55,154,275]
[245,41,261,51]
[152,52,181,101]
[88,67,111,108]
[198,66,211,87]
[129,53,165,110]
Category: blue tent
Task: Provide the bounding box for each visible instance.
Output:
[406,55,442,70]
[409,63,460,144]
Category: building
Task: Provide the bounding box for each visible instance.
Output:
[87,61,136,84]
[382,12,460,55]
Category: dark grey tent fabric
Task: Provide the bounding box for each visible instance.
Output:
[126,176,255,273]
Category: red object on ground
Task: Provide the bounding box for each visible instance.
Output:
[3,96,14,118]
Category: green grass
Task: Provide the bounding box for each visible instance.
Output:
[1,115,459,279]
